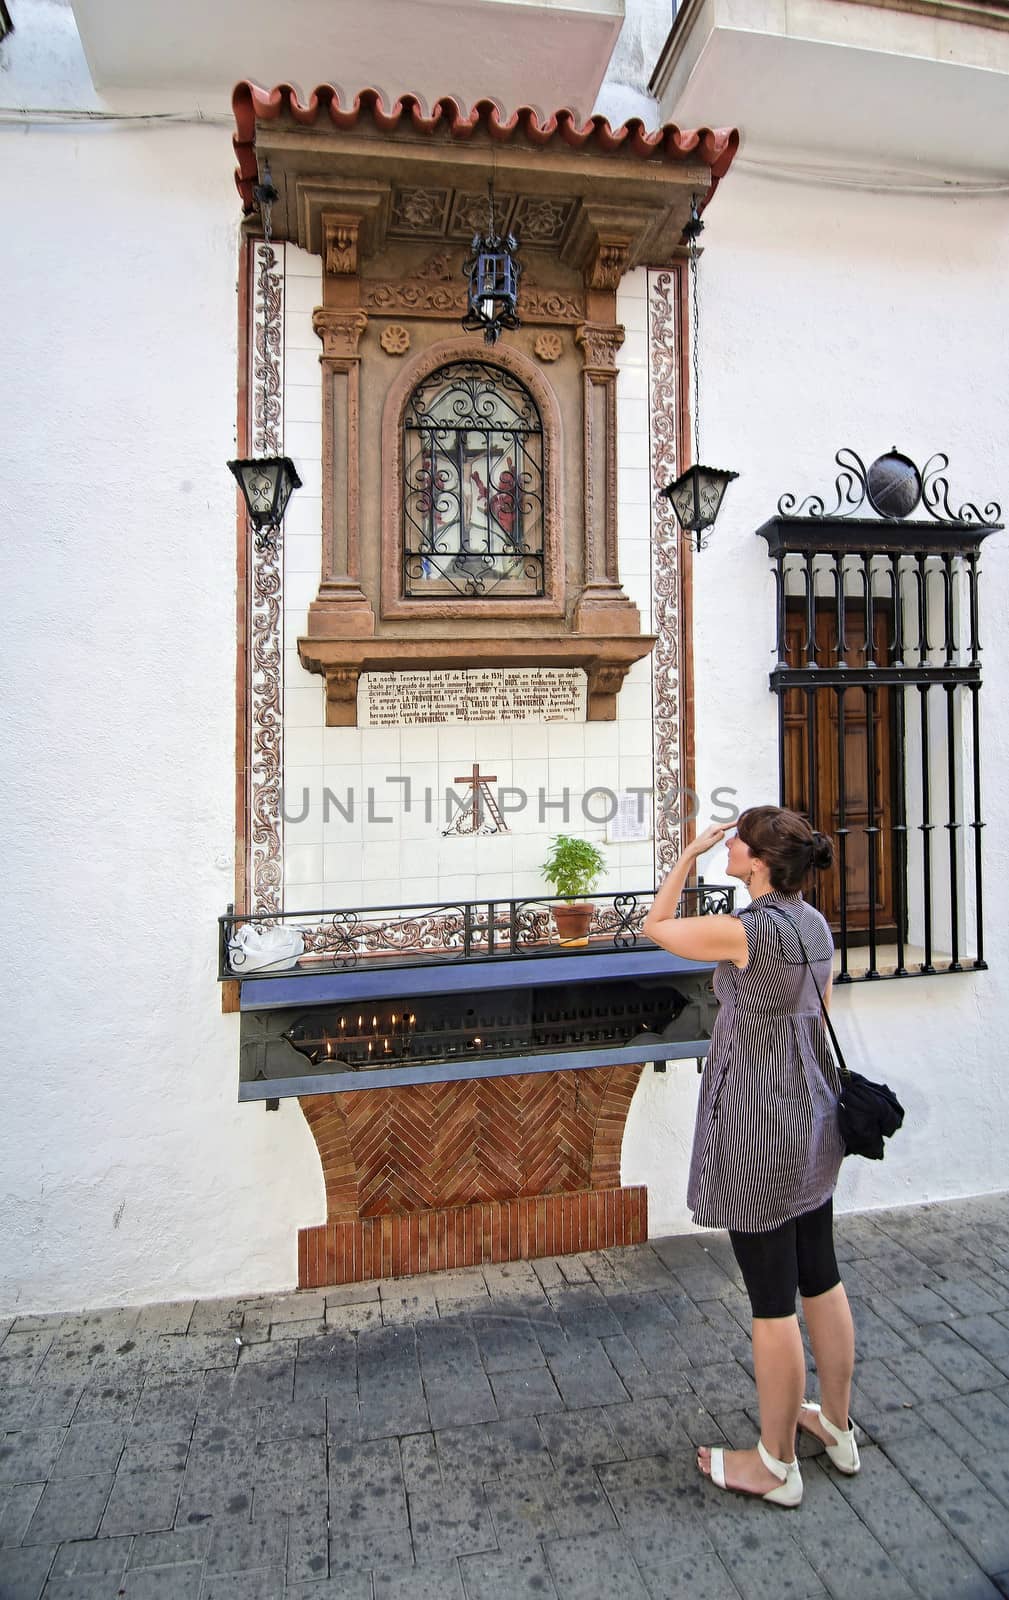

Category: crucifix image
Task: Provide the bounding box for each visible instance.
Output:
[443,762,509,836]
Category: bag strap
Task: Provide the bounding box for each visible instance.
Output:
[755,904,851,1082]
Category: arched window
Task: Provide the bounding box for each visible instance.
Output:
[402,361,545,599]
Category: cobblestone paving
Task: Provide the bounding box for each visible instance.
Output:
[3,1195,1009,1599]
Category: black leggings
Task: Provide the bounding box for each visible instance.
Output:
[729,1197,841,1319]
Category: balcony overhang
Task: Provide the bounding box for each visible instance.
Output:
[650,0,1009,177]
[231,82,739,268]
[71,0,625,111]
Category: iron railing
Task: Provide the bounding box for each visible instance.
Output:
[218,880,734,981]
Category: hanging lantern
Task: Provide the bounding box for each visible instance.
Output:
[462,183,522,345]
[662,464,739,539]
[660,196,739,551]
[228,455,302,551]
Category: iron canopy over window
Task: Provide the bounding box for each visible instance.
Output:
[757,448,1002,983]
[403,360,545,599]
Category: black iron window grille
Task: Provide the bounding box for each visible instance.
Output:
[758,448,1002,983]
[403,360,545,599]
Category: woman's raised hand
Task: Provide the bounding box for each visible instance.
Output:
[688,822,730,858]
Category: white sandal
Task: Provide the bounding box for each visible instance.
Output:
[800,1400,860,1475]
[706,1439,804,1507]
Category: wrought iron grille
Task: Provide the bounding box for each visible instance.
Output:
[759,448,1002,983]
[403,361,545,598]
[219,881,734,980]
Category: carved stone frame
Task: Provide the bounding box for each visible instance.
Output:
[380,337,566,622]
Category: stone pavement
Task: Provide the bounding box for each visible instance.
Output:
[3,1195,1009,1600]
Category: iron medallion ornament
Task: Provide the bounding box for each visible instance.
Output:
[778,447,1002,526]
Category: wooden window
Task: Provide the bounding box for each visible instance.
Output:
[783,600,898,940]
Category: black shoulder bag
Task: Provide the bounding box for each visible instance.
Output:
[761,906,905,1161]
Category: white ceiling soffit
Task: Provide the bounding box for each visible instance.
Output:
[70,0,625,116]
[651,0,1009,178]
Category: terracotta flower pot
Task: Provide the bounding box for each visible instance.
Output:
[551,902,595,947]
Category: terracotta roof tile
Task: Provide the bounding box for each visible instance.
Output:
[232,82,739,211]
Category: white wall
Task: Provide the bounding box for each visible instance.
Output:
[2,43,323,1313]
[623,167,1009,1231]
[0,11,664,1313]
[592,0,670,127]
[6,3,1008,1314]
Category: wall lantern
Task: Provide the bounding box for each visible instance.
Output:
[461,183,522,345]
[660,197,738,551]
[228,456,302,551]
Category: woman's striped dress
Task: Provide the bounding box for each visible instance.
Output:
[686,890,845,1233]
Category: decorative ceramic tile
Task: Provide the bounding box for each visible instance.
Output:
[647,267,685,881]
[248,238,286,915]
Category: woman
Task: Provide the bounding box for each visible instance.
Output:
[642,805,859,1508]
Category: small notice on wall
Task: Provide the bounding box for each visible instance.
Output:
[360,668,587,727]
[606,791,654,844]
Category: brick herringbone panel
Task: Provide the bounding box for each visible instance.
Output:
[589,1069,643,1190]
[300,1065,642,1216]
[297,1064,647,1285]
[300,1094,359,1217]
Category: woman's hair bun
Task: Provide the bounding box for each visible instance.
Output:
[810,830,834,871]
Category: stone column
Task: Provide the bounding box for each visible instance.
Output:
[574,317,642,637]
[568,230,643,637]
[306,215,376,638]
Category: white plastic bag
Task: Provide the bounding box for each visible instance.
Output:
[228,921,304,973]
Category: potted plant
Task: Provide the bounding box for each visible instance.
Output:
[541,834,606,947]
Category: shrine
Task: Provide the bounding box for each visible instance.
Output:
[222,83,739,1282]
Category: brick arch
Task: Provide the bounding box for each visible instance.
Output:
[296,1065,647,1286]
[298,1094,360,1218]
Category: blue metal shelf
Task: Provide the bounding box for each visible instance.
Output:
[239,946,714,1012]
